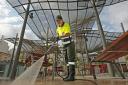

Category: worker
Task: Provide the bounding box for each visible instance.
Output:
[56,15,75,81]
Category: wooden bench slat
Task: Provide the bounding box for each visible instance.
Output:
[95,32,128,61]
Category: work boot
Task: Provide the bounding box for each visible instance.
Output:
[63,65,75,81]
[63,66,69,80]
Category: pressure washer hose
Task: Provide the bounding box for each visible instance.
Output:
[40,42,98,85]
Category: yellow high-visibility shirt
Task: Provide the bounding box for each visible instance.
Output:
[56,23,71,37]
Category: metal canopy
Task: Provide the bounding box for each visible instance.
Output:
[7,0,127,41]
[76,30,122,53]
[5,38,44,53]
[6,30,122,53]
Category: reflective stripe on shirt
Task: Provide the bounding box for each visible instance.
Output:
[68,62,75,65]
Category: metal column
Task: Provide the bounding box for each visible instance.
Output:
[84,35,90,63]
[90,0,114,77]
[121,22,125,33]
[91,0,107,50]
[10,0,31,79]
[7,33,18,77]
[119,22,126,73]
[46,28,49,51]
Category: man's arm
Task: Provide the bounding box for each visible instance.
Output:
[60,33,71,38]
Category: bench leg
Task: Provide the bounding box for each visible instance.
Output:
[114,63,125,79]
[91,63,97,79]
[110,63,116,77]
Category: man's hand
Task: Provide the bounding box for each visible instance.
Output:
[56,36,60,41]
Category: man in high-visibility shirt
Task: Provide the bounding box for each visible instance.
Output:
[56,15,75,81]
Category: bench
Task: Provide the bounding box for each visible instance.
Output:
[91,32,128,79]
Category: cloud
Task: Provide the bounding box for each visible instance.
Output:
[0,16,22,24]
[1,0,128,40]
[99,1,128,32]
[107,2,128,24]
[0,0,39,40]
[24,28,39,40]
[0,23,39,40]
[0,0,11,17]
[0,24,21,37]
[0,0,21,37]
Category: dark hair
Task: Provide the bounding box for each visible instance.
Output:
[56,15,63,20]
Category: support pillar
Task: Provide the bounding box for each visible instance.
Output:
[121,22,125,33]
[91,0,113,76]
[7,33,18,77]
[91,0,107,49]
[10,0,31,79]
[84,36,90,63]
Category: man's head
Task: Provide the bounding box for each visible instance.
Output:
[56,15,64,27]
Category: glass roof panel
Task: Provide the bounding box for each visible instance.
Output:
[6,0,127,52]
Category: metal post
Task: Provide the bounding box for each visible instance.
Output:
[90,0,114,77]
[121,22,125,33]
[92,64,97,79]
[10,0,31,79]
[114,63,125,79]
[52,53,56,80]
[46,28,49,51]
[110,63,116,77]
[119,23,126,71]
[44,27,49,78]
[7,33,18,77]
[84,36,90,63]
[91,0,107,50]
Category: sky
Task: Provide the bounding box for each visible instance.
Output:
[98,1,128,32]
[0,0,128,40]
[0,0,39,40]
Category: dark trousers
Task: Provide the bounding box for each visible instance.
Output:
[64,42,75,65]
[63,42,75,80]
